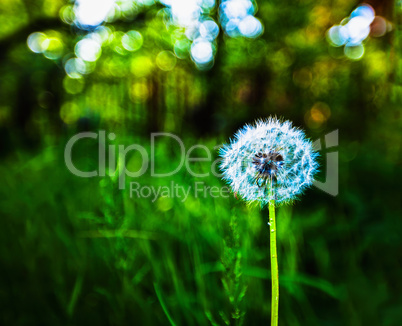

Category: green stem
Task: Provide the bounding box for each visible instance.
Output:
[269,197,279,325]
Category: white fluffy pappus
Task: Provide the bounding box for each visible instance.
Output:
[219,117,319,206]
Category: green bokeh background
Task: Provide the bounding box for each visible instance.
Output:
[0,0,401,325]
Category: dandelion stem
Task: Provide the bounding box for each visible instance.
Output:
[269,180,279,326]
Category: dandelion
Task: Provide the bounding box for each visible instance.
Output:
[219,117,319,325]
[220,117,319,206]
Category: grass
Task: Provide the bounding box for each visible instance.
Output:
[0,132,401,325]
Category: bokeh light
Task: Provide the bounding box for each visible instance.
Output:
[64,58,81,79]
[63,76,85,94]
[59,5,75,25]
[27,32,48,53]
[344,17,371,45]
[75,38,102,62]
[350,4,375,22]
[94,26,112,44]
[74,0,115,28]
[42,37,64,60]
[64,57,94,78]
[293,68,313,89]
[110,31,126,55]
[344,43,365,60]
[170,0,203,27]
[305,102,331,129]
[174,39,191,59]
[220,0,254,21]
[130,56,154,77]
[158,0,263,68]
[122,31,143,52]
[370,16,388,37]
[156,51,177,71]
[191,38,214,67]
[199,20,219,41]
[159,0,218,69]
[219,0,263,38]
[326,3,390,60]
[238,15,263,38]
[60,101,81,124]
[327,25,348,47]
[130,80,150,103]
[27,32,64,60]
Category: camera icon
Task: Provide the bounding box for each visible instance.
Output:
[313,130,339,196]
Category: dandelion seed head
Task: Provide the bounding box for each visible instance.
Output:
[219,117,319,206]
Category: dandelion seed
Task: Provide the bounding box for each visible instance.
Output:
[219,117,319,206]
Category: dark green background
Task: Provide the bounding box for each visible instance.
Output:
[0,0,401,325]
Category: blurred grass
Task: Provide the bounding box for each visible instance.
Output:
[0,129,401,325]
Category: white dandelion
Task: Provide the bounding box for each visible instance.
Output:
[219,117,319,206]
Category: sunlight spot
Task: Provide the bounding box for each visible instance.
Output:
[171,0,202,27]
[94,26,112,44]
[27,32,48,53]
[219,0,262,38]
[344,43,364,60]
[220,0,253,21]
[350,4,375,24]
[75,38,102,62]
[63,76,85,94]
[59,5,75,25]
[130,81,150,103]
[238,15,263,38]
[42,37,64,60]
[74,0,115,27]
[130,56,154,77]
[370,16,387,37]
[159,0,219,69]
[344,17,370,45]
[191,38,214,65]
[64,58,82,79]
[326,3,388,60]
[65,57,94,78]
[199,20,219,40]
[122,31,143,52]
[326,25,348,47]
[60,102,81,124]
[174,39,190,59]
[156,51,177,71]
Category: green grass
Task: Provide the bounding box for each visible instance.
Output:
[1,132,401,325]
